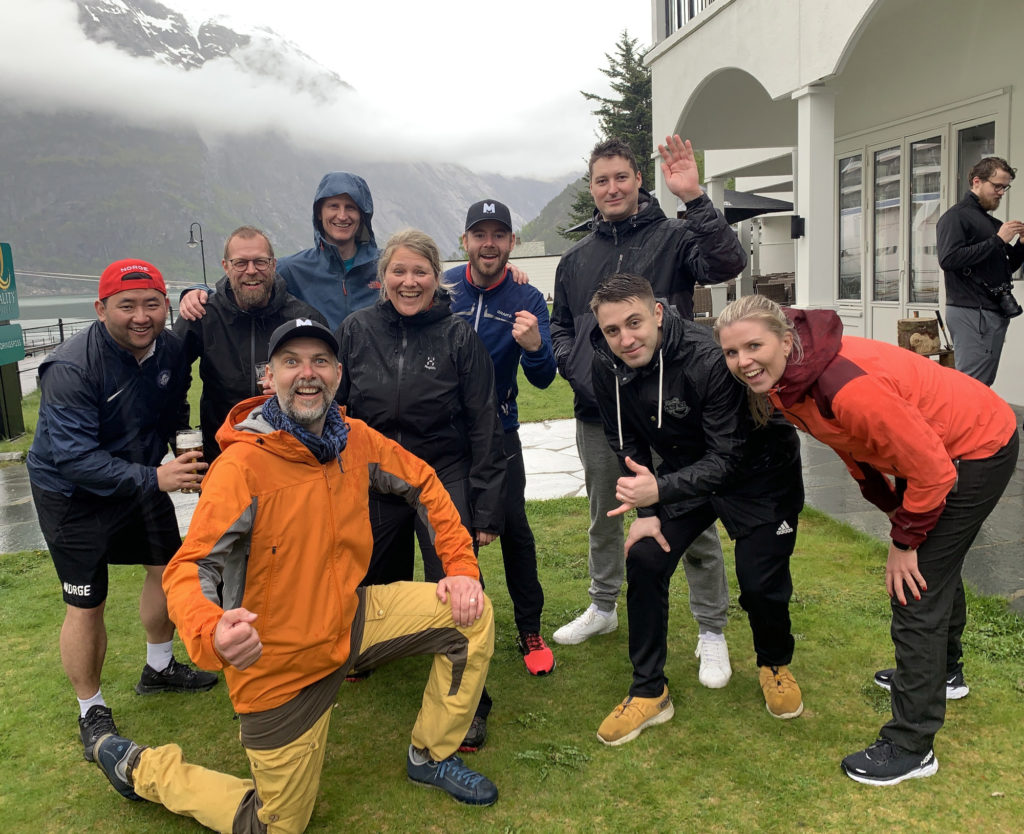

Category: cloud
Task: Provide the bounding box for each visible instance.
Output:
[0,0,634,177]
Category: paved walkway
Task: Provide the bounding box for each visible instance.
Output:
[3,418,1021,615]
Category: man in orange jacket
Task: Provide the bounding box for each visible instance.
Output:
[89,319,498,831]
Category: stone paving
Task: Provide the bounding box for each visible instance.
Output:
[2,417,1021,615]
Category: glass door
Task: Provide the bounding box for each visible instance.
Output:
[872,146,901,303]
[908,136,942,304]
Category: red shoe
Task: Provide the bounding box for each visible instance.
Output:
[517,632,556,676]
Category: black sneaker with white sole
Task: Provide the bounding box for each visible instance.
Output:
[79,705,118,762]
[873,668,969,700]
[135,656,218,695]
[841,738,938,785]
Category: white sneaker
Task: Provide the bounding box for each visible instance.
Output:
[695,634,732,689]
[553,604,618,645]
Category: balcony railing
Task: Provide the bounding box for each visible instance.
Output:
[665,0,717,37]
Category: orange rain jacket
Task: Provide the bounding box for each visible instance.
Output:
[771,308,1016,549]
[162,396,478,714]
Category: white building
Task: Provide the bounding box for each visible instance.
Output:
[647,0,1024,402]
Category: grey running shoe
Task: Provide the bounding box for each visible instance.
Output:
[407,747,498,806]
[93,734,145,801]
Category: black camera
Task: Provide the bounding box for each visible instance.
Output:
[987,282,1023,318]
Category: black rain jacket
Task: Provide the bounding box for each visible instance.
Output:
[937,191,1024,312]
[335,294,506,534]
[174,275,325,461]
[591,304,802,539]
[552,190,746,422]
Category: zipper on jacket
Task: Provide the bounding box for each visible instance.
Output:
[473,295,484,332]
[249,318,257,396]
[395,320,407,446]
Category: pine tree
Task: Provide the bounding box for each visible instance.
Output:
[560,31,652,241]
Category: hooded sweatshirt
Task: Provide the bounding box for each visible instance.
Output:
[591,304,802,538]
[772,308,1017,548]
[275,172,380,330]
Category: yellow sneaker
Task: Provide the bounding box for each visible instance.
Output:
[597,686,674,746]
[759,665,804,719]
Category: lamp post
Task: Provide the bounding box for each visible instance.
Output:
[186,221,210,290]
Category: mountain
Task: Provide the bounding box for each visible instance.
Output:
[0,0,575,289]
[518,177,589,256]
[75,0,352,101]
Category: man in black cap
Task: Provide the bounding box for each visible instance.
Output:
[445,199,557,677]
[90,318,499,828]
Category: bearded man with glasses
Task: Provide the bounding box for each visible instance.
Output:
[937,156,1024,385]
[174,226,326,462]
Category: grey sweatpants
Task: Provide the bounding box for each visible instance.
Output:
[575,419,729,631]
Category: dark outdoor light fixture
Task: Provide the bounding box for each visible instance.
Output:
[790,215,806,239]
[186,221,210,289]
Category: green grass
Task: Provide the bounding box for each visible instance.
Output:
[2,506,1023,832]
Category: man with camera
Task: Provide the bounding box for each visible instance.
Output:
[937,156,1024,386]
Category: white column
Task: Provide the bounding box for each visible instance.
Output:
[736,220,755,296]
[705,176,726,210]
[791,85,836,308]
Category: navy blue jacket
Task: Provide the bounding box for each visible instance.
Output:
[276,172,381,330]
[27,322,190,497]
[446,264,556,432]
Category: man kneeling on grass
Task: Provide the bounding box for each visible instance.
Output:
[589,274,805,745]
[91,319,498,831]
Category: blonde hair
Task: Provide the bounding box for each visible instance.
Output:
[713,295,802,426]
[377,228,454,300]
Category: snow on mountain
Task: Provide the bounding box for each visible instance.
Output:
[74,0,352,100]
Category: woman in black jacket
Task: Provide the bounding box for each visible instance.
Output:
[336,228,505,581]
[334,229,505,750]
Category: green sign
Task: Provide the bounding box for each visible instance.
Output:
[0,243,18,320]
[0,323,24,365]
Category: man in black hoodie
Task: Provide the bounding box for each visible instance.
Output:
[550,136,746,694]
[174,226,326,462]
[589,274,804,745]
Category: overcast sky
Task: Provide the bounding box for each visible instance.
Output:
[1,0,652,178]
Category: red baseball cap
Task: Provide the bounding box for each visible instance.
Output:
[98,259,167,301]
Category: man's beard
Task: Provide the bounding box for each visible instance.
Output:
[279,379,333,428]
[234,280,273,311]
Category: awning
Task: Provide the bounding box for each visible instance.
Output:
[566,188,793,233]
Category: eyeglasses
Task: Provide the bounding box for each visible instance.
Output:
[227,257,274,271]
[987,180,1012,194]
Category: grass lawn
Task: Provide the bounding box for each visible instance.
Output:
[2,504,1023,832]
[2,355,1022,831]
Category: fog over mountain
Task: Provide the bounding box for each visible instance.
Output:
[0,0,579,283]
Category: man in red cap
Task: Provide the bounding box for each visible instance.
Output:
[27,258,219,765]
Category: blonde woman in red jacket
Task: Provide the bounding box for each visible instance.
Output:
[715,295,1018,787]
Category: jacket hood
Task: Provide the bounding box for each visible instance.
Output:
[216,395,336,465]
[591,189,665,239]
[775,307,844,407]
[312,172,376,251]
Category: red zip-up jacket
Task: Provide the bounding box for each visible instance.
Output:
[771,308,1016,548]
